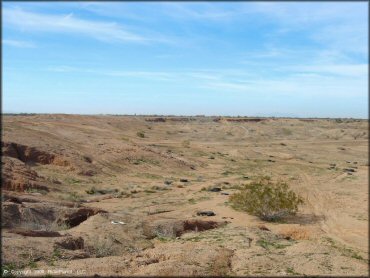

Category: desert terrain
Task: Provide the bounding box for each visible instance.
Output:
[1,114,368,276]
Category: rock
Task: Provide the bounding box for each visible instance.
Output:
[208,187,222,192]
[164,180,173,185]
[197,211,216,217]
[82,156,93,163]
[96,189,118,195]
[54,236,84,250]
[267,159,275,162]
[221,192,230,195]
[343,168,355,173]
[9,229,62,237]
[180,179,189,183]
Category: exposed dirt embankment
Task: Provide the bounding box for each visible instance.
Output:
[145,117,167,122]
[145,117,196,122]
[213,117,266,123]
[1,142,72,192]
[2,191,105,229]
[1,157,48,192]
[2,141,70,166]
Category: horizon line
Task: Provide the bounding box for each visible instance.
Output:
[2,113,368,120]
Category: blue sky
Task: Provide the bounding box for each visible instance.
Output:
[2,2,368,118]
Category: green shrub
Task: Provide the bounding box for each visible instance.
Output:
[137,131,145,138]
[86,186,96,194]
[229,177,303,221]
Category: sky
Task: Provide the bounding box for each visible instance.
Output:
[2,2,368,118]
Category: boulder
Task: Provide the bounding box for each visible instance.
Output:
[196,211,216,217]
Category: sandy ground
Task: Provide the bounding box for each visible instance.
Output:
[1,114,368,276]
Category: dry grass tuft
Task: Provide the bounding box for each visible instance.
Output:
[279,227,311,240]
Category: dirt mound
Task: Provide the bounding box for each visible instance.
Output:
[213,117,265,123]
[1,157,48,192]
[183,219,221,232]
[145,117,166,122]
[2,202,22,228]
[135,243,234,276]
[143,219,227,239]
[3,191,77,207]
[2,195,99,230]
[167,117,196,122]
[54,236,84,250]
[225,118,265,122]
[57,207,107,227]
[2,141,70,166]
[9,229,62,237]
[2,200,63,229]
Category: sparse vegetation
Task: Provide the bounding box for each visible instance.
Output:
[137,131,145,138]
[229,176,304,221]
[324,237,366,262]
[18,217,70,232]
[66,178,81,184]
[2,115,367,276]
[182,140,191,148]
[25,188,48,195]
[286,267,300,275]
[256,238,291,250]
[281,128,292,136]
[2,263,16,277]
[63,191,83,202]
[88,237,115,258]
[86,186,97,194]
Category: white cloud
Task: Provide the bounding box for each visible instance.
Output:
[47,66,177,81]
[45,64,367,99]
[3,39,35,48]
[3,8,153,44]
[288,64,368,78]
[160,2,239,21]
[246,2,368,56]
